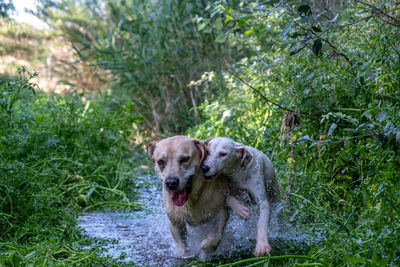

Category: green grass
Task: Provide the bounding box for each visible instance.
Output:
[0,68,150,265]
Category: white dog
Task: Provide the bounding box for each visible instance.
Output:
[201,137,283,257]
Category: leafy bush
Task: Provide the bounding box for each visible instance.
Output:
[188,0,400,265]
[0,68,144,265]
[0,0,14,18]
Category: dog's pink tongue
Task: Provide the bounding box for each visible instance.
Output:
[170,190,187,206]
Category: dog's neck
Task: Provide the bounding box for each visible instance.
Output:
[224,164,246,181]
[186,173,207,203]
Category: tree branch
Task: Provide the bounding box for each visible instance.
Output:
[229,72,319,116]
[310,30,353,65]
[334,15,373,28]
[375,14,400,28]
[354,0,400,25]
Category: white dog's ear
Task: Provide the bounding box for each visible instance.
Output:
[235,145,252,168]
[203,137,215,147]
[193,138,207,162]
[147,141,158,162]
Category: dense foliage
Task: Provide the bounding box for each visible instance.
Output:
[0,67,145,265]
[0,0,14,18]
[35,0,236,135]
[1,0,399,266]
[187,0,400,265]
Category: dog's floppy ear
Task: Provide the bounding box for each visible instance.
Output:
[147,141,158,162]
[193,138,207,162]
[203,137,215,147]
[235,145,252,168]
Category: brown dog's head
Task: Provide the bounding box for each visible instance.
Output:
[148,136,206,206]
[201,137,252,180]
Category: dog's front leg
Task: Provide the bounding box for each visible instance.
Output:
[254,199,272,257]
[169,222,187,255]
[200,208,227,253]
[226,195,250,220]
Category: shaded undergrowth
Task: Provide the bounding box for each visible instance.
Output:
[0,68,148,266]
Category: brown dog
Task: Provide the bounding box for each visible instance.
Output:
[147,136,247,256]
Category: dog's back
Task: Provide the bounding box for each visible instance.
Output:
[244,146,283,203]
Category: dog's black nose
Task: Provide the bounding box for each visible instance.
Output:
[201,164,210,174]
[165,177,179,190]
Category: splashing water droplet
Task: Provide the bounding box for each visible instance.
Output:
[77,176,324,265]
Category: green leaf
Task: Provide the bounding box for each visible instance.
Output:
[215,33,226,43]
[290,43,307,56]
[245,28,254,35]
[282,23,292,37]
[384,122,394,136]
[312,39,322,56]
[329,13,339,23]
[312,26,322,32]
[298,4,312,16]
[214,18,223,31]
[327,123,337,136]
[291,32,304,39]
[377,111,386,122]
[362,111,372,120]
[197,22,206,31]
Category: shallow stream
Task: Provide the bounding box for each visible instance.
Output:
[77,175,323,266]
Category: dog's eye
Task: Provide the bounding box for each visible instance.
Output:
[180,156,190,163]
[219,152,227,157]
[157,159,166,167]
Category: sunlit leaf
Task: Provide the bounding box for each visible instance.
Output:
[245,28,254,35]
[224,15,232,23]
[384,122,394,136]
[329,13,339,23]
[328,123,337,136]
[197,22,206,31]
[215,33,226,43]
[377,111,386,122]
[282,23,292,37]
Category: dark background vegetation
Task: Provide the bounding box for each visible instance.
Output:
[1,0,399,266]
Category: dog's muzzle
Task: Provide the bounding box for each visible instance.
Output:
[201,164,216,180]
[167,175,194,206]
[201,164,210,174]
[165,177,179,190]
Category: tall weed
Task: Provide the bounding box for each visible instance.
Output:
[35,0,233,134]
[0,68,144,265]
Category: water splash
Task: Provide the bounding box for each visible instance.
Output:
[77,176,324,266]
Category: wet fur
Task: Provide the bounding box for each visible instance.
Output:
[148,136,231,255]
[202,137,284,257]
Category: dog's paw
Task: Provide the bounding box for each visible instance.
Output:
[176,244,189,257]
[228,198,250,220]
[198,250,207,261]
[200,237,219,253]
[254,242,271,257]
[235,204,250,220]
